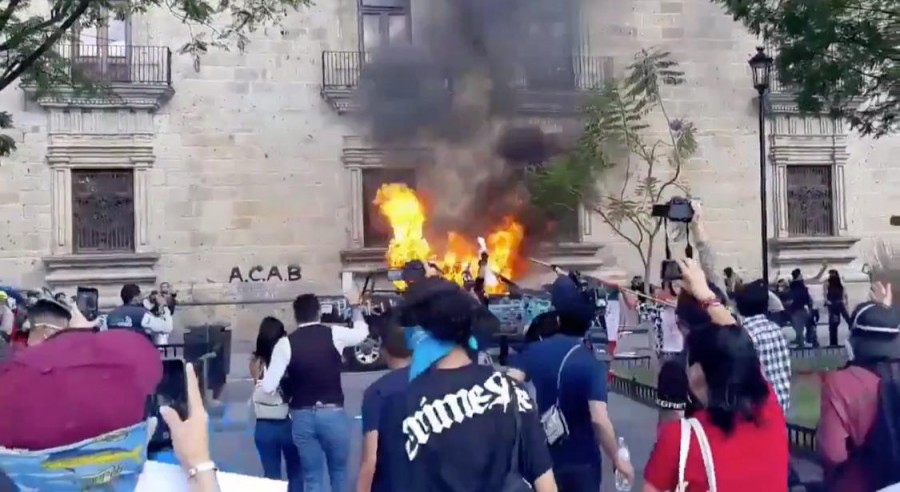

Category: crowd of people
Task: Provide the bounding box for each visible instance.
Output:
[1,199,899,492]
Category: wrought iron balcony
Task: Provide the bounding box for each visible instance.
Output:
[321,50,614,114]
[51,44,173,85]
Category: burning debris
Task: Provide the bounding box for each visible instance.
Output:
[374,183,524,294]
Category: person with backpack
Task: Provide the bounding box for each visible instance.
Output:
[818,281,900,492]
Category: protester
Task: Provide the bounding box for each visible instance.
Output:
[786,269,816,347]
[643,258,788,492]
[107,283,173,344]
[824,269,851,346]
[248,316,300,491]
[0,292,13,341]
[735,279,792,415]
[508,274,633,491]
[160,281,178,314]
[260,293,369,492]
[386,277,557,492]
[655,359,690,431]
[0,330,171,490]
[818,281,900,492]
[357,312,411,492]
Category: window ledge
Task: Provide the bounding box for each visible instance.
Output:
[770,236,860,266]
[340,248,389,271]
[42,252,160,287]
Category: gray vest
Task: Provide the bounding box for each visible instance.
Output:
[106,303,151,340]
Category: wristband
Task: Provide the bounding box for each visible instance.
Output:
[187,461,217,479]
[698,296,722,309]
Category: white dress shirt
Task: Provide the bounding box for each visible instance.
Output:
[260,316,370,394]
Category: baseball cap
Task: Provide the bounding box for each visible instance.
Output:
[851,302,900,335]
[550,275,593,324]
[0,330,162,450]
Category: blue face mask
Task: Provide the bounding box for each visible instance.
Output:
[405,326,479,381]
[0,420,152,491]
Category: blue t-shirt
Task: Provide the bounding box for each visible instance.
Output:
[361,366,410,492]
[362,366,410,433]
[509,334,608,468]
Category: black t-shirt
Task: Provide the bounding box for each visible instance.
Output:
[379,364,552,492]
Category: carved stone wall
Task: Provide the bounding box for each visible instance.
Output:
[768,97,860,267]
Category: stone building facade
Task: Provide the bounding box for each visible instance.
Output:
[1,0,898,338]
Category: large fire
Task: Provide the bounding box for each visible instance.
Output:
[373,183,525,294]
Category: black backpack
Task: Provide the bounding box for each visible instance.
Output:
[855,362,900,491]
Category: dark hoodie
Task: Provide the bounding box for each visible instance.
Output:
[788,279,813,312]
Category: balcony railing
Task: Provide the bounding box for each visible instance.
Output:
[322,50,612,93]
[51,44,172,85]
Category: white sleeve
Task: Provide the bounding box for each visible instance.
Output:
[330,318,370,353]
[261,337,291,394]
[141,310,173,335]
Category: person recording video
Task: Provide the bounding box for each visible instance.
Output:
[106,283,173,345]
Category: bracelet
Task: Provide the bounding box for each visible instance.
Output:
[187,461,217,479]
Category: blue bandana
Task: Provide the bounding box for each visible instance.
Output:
[0,421,151,491]
[405,326,479,381]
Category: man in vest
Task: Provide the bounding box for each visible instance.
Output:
[259,293,370,492]
[106,283,173,343]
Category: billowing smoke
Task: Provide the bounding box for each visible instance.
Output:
[353,0,582,242]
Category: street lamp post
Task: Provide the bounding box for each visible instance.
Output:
[749,46,774,286]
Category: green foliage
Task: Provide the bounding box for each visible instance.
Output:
[529,49,697,274]
[712,0,900,137]
[0,0,310,157]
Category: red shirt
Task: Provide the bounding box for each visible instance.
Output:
[644,388,788,491]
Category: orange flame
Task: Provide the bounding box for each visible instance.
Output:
[373,183,525,294]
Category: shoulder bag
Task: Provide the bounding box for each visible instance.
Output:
[674,418,717,492]
[541,344,580,445]
[252,364,290,420]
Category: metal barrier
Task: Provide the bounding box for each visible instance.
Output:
[609,373,819,453]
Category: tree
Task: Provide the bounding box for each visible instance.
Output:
[0,0,309,156]
[712,0,900,137]
[528,49,697,286]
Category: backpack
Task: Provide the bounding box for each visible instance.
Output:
[856,362,900,491]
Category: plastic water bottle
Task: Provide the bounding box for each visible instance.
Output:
[615,437,632,491]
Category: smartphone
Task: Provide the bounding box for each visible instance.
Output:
[75,286,99,321]
[661,259,682,282]
[149,359,190,449]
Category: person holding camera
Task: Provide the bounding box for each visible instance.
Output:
[107,283,173,344]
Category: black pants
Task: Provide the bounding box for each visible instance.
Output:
[826,302,851,346]
[554,463,602,492]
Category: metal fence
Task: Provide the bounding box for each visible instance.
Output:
[321,50,613,92]
[51,44,172,85]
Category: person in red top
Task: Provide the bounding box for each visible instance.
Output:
[818,281,900,492]
[643,258,789,492]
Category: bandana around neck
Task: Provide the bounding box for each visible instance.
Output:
[405,326,479,381]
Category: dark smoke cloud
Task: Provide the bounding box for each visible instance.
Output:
[353,0,582,241]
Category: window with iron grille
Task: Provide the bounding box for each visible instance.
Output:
[785,165,835,237]
[71,169,136,253]
[362,168,417,247]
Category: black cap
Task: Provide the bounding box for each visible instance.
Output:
[401,260,427,284]
[851,302,900,335]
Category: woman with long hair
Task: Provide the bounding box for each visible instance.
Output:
[824,269,852,347]
[249,316,301,492]
[643,259,789,492]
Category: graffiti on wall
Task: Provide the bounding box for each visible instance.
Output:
[228,265,302,283]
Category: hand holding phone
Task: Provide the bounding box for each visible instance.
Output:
[159,362,212,470]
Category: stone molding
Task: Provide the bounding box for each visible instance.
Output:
[769,236,860,266]
[21,83,174,111]
[46,137,156,257]
[42,252,160,289]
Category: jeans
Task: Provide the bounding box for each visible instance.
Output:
[827,302,851,346]
[255,419,302,492]
[554,463,602,492]
[291,407,351,492]
[790,309,815,346]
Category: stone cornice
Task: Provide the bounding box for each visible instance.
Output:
[46,141,156,168]
[770,134,850,167]
[770,236,861,266]
[340,136,431,168]
[21,83,174,111]
[42,252,160,287]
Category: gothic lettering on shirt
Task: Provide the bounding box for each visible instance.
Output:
[402,371,534,460]
[228,264,302,283]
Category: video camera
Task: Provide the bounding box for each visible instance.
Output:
[651,196,694,223]
[651,196,696,282]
